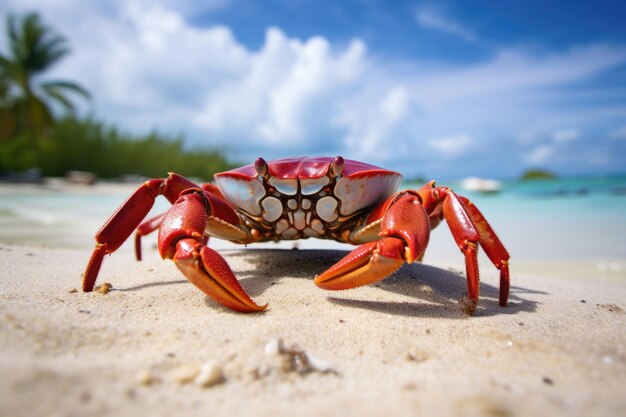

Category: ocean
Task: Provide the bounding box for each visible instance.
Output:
[1,175,625,282]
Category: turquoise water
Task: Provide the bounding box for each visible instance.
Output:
[421,176,626,260]
[456,176,626,259]
[1,176,625,281]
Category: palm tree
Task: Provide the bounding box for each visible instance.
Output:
[1,67,16,140]
[0,12,90,140]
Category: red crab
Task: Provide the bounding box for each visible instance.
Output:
[83,156,510,315]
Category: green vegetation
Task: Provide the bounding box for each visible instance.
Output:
[520,169,558,181]
[0,117,233,179]
[0,12,233,181]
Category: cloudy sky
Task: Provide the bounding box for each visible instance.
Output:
[2,0,626,179]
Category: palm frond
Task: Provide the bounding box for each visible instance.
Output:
[41,80,91,100]
[41,84,76,113]
[29,30,69,72]
[2,12,90,138]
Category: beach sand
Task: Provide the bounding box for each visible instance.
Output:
[1,242,625,417]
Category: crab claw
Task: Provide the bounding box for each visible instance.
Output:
[159,190,265,313]
[314,237,406,290]
[174,238,267,313]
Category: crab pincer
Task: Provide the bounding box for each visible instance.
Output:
[172,238,266,312]
[158,190,266,312]
[315,191,430,290]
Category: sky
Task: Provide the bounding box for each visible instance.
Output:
[1,0,626,179]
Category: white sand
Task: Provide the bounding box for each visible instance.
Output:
[1,242,625,417]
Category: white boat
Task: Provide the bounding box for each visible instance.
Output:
[459,177,502,194]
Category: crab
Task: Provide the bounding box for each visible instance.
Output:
[83,156,510,315]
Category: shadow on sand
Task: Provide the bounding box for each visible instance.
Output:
[112,248,539,318]
[229,249,539,318]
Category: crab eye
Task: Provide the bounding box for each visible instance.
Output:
[432,189,439,200]
[255,157,269,178]
[329,156,344,177]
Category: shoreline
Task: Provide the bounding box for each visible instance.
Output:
[0,178,142,195]
[1,243,625,417]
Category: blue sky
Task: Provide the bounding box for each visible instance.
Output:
[204,1,626,60]
[2,0,626,179]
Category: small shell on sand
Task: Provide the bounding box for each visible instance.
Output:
[264,339,285,357]
[170,364,200,384]
[405,351,429,363]
[195,360,224,388]
[136,369,156,386]
[264,339,336,374]
[95,282,113,295]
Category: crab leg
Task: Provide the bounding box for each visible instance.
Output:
[316,186,510,315]
[84,183,163,291]
[440,189,510,311]
[315,192,430,290]
[134,212,167,261]
[158,191,265,312]
[456,195,510,307]
[83,173,200,292]
[440,191,482,311]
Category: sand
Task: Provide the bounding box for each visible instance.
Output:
[1,242,625,417]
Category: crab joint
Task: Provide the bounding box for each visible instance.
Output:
[461,240,478,252]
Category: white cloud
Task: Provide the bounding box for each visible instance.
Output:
[414,6,477,43]
[428,134,473,158]
[553,129,580,142]
[410,45,626,105]
[338,86,412,160]
[194,28,367,149]
[517,126,543,144]
[381,86,410,122]
[526,145,554,165]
